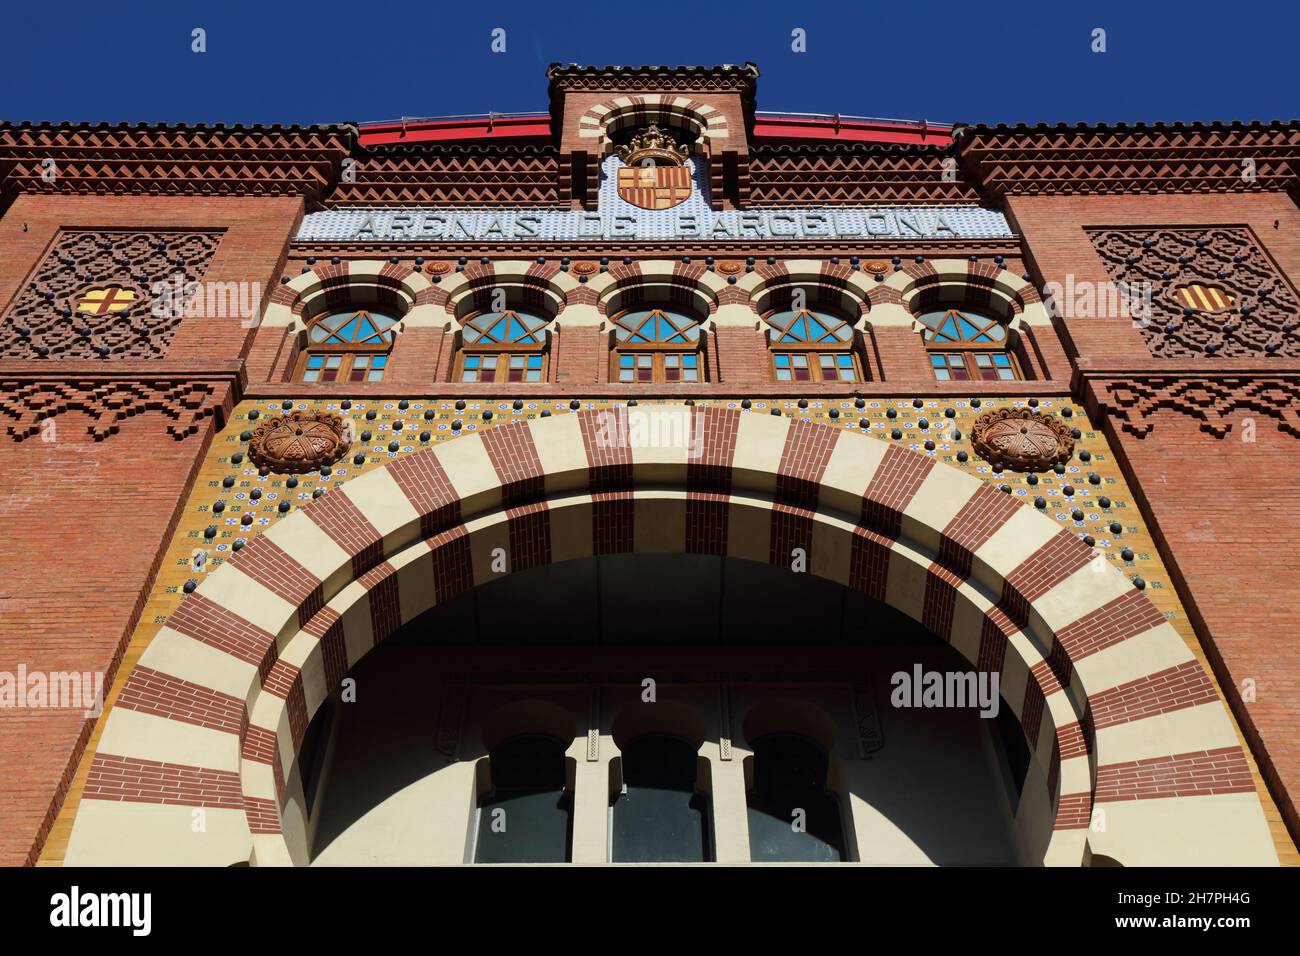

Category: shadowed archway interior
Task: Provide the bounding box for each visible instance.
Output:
[303,554,1033,865]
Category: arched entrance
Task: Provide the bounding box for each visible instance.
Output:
[63,405,1275,866]
[303,553,1037,865]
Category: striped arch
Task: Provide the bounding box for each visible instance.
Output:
[577,95,731,153]
[586,260,727,321]
[867,258,1048,335]
[63,408,1276,867]
[737,259,875,324]
[435,259,581,327]
[261,259,437,331]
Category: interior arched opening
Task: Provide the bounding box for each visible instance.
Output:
[298,553,1052,865]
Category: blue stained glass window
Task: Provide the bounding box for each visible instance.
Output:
[463,309,549,345]
[613,308,701,344]
[916,308,1007,344]
[766,308,853,344]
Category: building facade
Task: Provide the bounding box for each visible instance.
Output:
[1,64,1297,866]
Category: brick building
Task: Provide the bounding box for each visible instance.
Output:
[1,64,1297,866]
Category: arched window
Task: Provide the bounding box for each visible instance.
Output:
[473,734,573,863]
[297,308,398,383]
[611,734,711,861]
[916,306,1020,381]
[611,306,703,383]
[457,308,550,384]
[746,734,845,862]
[764,307,859,383]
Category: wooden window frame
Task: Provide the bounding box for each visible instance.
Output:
[455,308,552,384]
[295,350,391,383]
[763,307,860,384]
[610,306,706,384]
[456,343,549,384]
[769,343,862,383]
[295,307,398,383]
[914,307,1023,382]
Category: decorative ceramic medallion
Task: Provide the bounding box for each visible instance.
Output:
[570,261,599,275]
[716,260,745,275]
[248,411,351,473]
[970,408,1075,472]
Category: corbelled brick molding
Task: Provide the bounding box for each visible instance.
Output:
[546,63,759,96]
[62,407,1276,866]
[747,145,981,206]
[1,230,223,359]
[956,121,1300,199]
[0,378,227,441]
[325,145,562,208]
[1088,226,1300,358]
[0,122,355,209]
[1091,374,1300,439]
[3,116,1295,209]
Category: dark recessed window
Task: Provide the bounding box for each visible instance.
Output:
[611,734,711,862]
[474,734,573,863]
[746,734,845,862]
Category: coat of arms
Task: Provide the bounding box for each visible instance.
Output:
[615,125,693,211]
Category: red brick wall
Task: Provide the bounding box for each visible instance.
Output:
[1008,192,1300,838]
[0,194,301,864]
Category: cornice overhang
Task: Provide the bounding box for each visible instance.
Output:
[0,121,358,211]
[953,120,1300,201]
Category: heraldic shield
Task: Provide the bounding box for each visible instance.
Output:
[616,162,693,210]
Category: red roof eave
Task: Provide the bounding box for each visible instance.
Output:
[356,112,952,148]
[752,114,953,147]
[359,115,553,147]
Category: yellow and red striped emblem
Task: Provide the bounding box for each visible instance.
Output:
[75,285,137,315]
[616,164,692,210]
[1174,282,1234,312]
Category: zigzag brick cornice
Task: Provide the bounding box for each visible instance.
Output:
[0,376,231,441]
[955,121,1300,199]
[747,143,980,205]
[0,122,355,208]
[324,145,563,208]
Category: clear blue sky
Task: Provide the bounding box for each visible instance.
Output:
[2,0,1295,127]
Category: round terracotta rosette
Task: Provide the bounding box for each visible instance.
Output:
[970,407,1075,472]
[248,411,351,474]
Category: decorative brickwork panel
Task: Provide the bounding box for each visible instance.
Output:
[1102,376,1300,438]
[0,379,221,441]
[2,230,222,359]
[1088,226,1299,358]
[747,147,981,206]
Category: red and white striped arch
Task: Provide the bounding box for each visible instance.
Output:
[64,406,1276,866]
